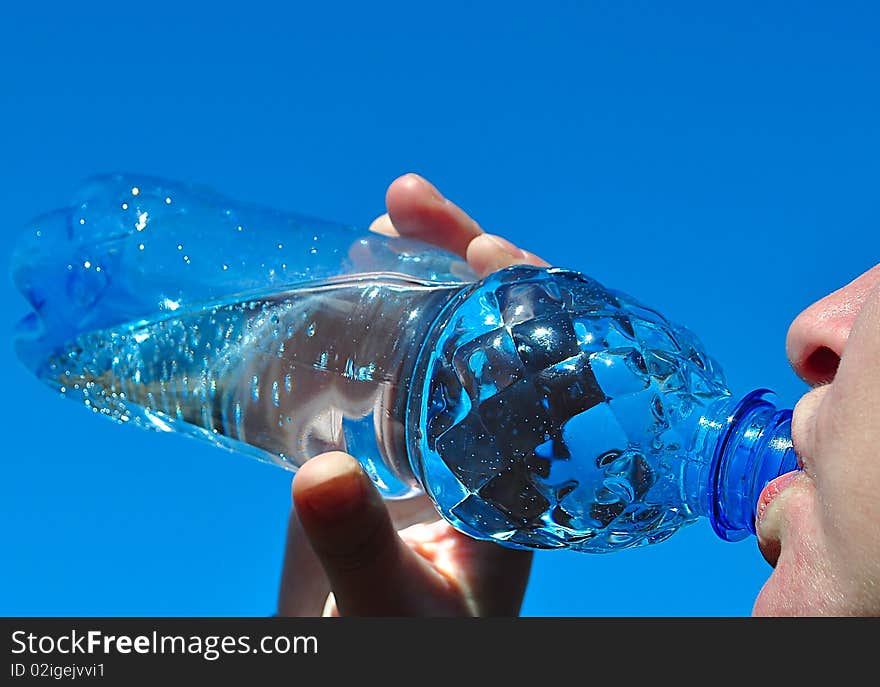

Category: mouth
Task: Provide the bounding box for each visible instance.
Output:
[755,470,802,567]
[756,470,801,525]
[751,468,832,615]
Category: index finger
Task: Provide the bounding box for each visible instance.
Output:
[369,174,484,259]
[370,174,550,272]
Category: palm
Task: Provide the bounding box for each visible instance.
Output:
[316,520,531,617]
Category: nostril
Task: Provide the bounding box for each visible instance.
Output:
[803,346,840,385]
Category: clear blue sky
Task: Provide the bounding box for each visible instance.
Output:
[1,1,877,616]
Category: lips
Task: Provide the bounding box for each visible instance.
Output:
[756,470,801,526]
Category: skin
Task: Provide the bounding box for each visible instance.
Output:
[754,263,880,615]
[277,173,880,617]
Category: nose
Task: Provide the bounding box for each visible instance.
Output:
[786,264,880,386]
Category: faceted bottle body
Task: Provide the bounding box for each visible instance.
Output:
[408,266,738,552]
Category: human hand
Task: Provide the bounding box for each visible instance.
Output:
[277,173,547,616]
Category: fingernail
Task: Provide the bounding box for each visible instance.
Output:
[368,213,398,237]
[487,234,527,258]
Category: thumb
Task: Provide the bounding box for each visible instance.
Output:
[292,452,465,616]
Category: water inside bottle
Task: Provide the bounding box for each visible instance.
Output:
[40,275,457,498]
[12,174,474,498]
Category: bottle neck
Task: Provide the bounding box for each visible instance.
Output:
[692,389,799,541]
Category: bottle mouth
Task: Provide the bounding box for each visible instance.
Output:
[707,389,799,541]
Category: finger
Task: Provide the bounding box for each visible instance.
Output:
[465,232,549,277]
[385,493,440,530]
[276,485,333,617]
[292,452,468,616]
[382,173,484,258]
[322,593,339,617]
[450,534,533,616]
[367,212,399,237]
[399,520,533,616]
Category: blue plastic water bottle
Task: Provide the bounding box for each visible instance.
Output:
[11,174,798,553]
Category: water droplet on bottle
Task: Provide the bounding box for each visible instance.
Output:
[251,375,260,402]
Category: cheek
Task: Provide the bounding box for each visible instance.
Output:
[810,384,880,560]
[818,470,880,591]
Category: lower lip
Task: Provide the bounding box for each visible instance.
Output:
[756,470,800,524]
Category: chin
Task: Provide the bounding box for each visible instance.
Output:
[752,528,848,616]
[752,571,818,616]
[752,474,842,616]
